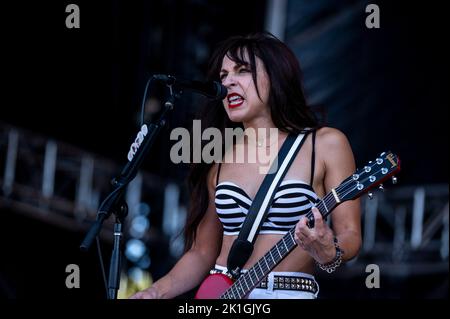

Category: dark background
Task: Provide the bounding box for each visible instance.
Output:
[0,0,448,300]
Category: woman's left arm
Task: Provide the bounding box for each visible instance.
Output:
[295,128,362,265]
[320,127,362,262]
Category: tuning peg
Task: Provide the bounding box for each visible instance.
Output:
[378,184,384,192]
[392,176,397,184]
[368,192,374,200]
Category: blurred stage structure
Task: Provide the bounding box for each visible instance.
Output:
[0,122,187,281]
[1,122,448,298]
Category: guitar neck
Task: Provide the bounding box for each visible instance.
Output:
[220,191,339,299]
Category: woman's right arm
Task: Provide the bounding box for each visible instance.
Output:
[130,165,222,299]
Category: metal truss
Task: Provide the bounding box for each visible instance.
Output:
[0,122,165,243]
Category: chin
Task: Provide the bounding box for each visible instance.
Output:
[226,109,248,123]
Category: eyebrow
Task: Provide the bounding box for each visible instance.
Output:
[220,62,250,74]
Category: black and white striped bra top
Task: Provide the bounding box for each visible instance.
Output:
[215,179,319,235]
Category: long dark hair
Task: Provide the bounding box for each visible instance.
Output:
[184,32,320,251]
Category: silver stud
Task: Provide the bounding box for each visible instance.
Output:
[392,176,398,184]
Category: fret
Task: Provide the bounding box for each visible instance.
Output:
[269,249,276,264]
[322,200,329,213]
[248,271,255,286]
[228,288,236,299]
[255,262,262,281]
[271,248,277,263]
[254,262,260,278]
[315,196,332,218]
[228,287,234,299]
[282,237,289,251]
[271,245,280,265]
[275,244,282,259]
[279,241,287,254]
[233,281,239,299]
[237,282,245,298]
[233,284,240,298]
[241,276,250,292]
[264,255,270,270]
[212,152,401,299]
[288,230,296,246]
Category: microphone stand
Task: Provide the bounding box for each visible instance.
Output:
[80,90,178,299]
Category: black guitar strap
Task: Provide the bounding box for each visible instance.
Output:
[227,131,311,279]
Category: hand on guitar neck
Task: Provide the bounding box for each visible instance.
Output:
[295,207,337,265]
[195,151,400,299]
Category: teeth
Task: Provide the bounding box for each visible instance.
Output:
[228,95,243,102]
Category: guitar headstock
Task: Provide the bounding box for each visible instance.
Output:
[336,151,401,202]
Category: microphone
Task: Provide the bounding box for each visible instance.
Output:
[153,74,227,100]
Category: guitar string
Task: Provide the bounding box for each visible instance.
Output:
[222,181,356,298]
[222,163,394,298]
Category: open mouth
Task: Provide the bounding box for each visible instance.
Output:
[227,93,244,108]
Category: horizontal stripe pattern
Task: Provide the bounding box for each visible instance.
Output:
[215,180,319,235]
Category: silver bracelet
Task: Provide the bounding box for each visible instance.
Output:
[316,237,344,273]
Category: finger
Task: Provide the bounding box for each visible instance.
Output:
[129,292,142,299]
[294,223,306,246]
[311,207,324,228]
[295,217,307,237]
[296,236,306,249]
[294,223,300,242]
[298,216,313,237]
[297,215,309,231]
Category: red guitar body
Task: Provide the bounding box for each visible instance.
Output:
[195,274,234,299]
[194,151,401,300]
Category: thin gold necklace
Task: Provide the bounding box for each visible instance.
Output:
[248,137,279,148]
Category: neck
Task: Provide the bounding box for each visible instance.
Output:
[242,117,279,143]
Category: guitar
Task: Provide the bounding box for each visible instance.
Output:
[195,151,401,299]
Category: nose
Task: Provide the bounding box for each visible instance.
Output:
[222,73,236,88]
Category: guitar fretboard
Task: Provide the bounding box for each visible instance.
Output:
[220,191,339,299]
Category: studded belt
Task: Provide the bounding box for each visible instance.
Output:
[256,275,318,293]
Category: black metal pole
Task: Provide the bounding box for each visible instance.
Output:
[80,86,178,299]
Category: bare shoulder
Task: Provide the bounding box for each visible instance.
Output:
[315,127,355,175]
[315,127,351,150]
